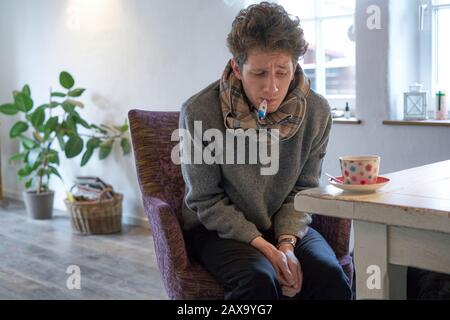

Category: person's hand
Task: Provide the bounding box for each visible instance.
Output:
[278,244,302,297]
[250,237,296,288]
[266,247,297,288]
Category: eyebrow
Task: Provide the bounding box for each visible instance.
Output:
[251,65,289,72]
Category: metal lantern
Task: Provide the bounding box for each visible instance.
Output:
[404,83,428,120]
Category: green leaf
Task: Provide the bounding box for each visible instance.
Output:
[59,123,75,138]
[18,165,33,178]
[30,108,45,128]
[73,113,91,129]
[65,115,77,133]
[37,168,46,178]
[80,147,94,167]
[25,178,33,189]
[0,103,19,115]
[65,135,84,158]
[77,118,91,129]
[51,92,66,98]
[22,84,31,96]
[47,150,60,165]
[87,137,101,149]
[9,152,27,163]
[21,141,37,151]
[114,120,129,133]
[48,166,63,181]
[62,101,76,113]
[49,102,59,108]
[120,122,129,133]
[67,88,85,97]
[31,159,42,171]
[60,71,75,89]
[44,116,59,133]
[20,135,38,150]
[120,138,131,155]
[99,140,113,160]
[38,125,46,133]
[10,121,29,138]
[14,93,33,112]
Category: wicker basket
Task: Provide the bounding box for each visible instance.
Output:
[65,190,123,235]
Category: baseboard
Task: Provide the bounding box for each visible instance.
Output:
[3,189,22,201]
[1,188,148,228]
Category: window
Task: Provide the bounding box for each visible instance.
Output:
[421,0,450,112]
[278,0,356,111]
[432,0,450,95]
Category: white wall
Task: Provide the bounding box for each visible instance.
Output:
[388,0,420,120]
[1,0,449,226]
[0,0,241,225]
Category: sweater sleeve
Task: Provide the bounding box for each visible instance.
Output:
[180,105,262,244]
[273,112,333,240]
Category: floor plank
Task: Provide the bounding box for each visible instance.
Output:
[0,199,168,300]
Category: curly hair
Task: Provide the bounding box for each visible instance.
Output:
[227,2,308,68]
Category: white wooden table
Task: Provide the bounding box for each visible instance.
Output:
[295,160,450,300]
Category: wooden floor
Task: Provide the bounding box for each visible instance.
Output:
[0,199,168,300]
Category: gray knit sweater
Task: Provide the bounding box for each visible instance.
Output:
[180,80,332,244]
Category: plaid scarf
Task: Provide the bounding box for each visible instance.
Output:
[219,60,311,141]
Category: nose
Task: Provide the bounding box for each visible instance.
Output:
[263,73,279,94]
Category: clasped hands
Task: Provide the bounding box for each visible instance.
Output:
[251,236,302,298]
[271,244,302,297]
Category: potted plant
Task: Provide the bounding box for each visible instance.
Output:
[0,71,130,219]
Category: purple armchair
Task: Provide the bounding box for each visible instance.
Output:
[128,109,353,300]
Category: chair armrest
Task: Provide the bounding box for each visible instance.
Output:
[141,194,189,272]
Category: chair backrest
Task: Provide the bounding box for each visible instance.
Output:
[128,110,185,220]
[129,109,224,299]
[311,215,351,260]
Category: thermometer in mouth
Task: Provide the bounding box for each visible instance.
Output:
[258,100,268,120]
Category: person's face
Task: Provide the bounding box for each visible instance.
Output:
[231,49,295,114]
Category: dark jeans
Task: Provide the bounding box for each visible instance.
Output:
[186,226,352,300]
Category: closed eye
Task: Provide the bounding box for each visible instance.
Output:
[252,72,265,76]
[252,72,288,77]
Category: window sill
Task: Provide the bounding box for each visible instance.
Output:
[382,120,450,127]
[332,117,362,125]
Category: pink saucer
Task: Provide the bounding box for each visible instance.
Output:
[329,176,390,193]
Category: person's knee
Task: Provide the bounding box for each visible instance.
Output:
[233,267,281,300]
[317,263,352,300]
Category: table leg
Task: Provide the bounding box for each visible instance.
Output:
[354,220,407,299]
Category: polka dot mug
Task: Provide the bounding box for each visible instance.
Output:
[339,156,381,185]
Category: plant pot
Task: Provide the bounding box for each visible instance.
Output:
[23,190,55,220]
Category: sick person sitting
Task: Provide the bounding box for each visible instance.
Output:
[180,2,352,300]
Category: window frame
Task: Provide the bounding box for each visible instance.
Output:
[420,0,450,113]
[278,0,356,110]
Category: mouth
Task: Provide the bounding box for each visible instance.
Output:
[262,98,277,105]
